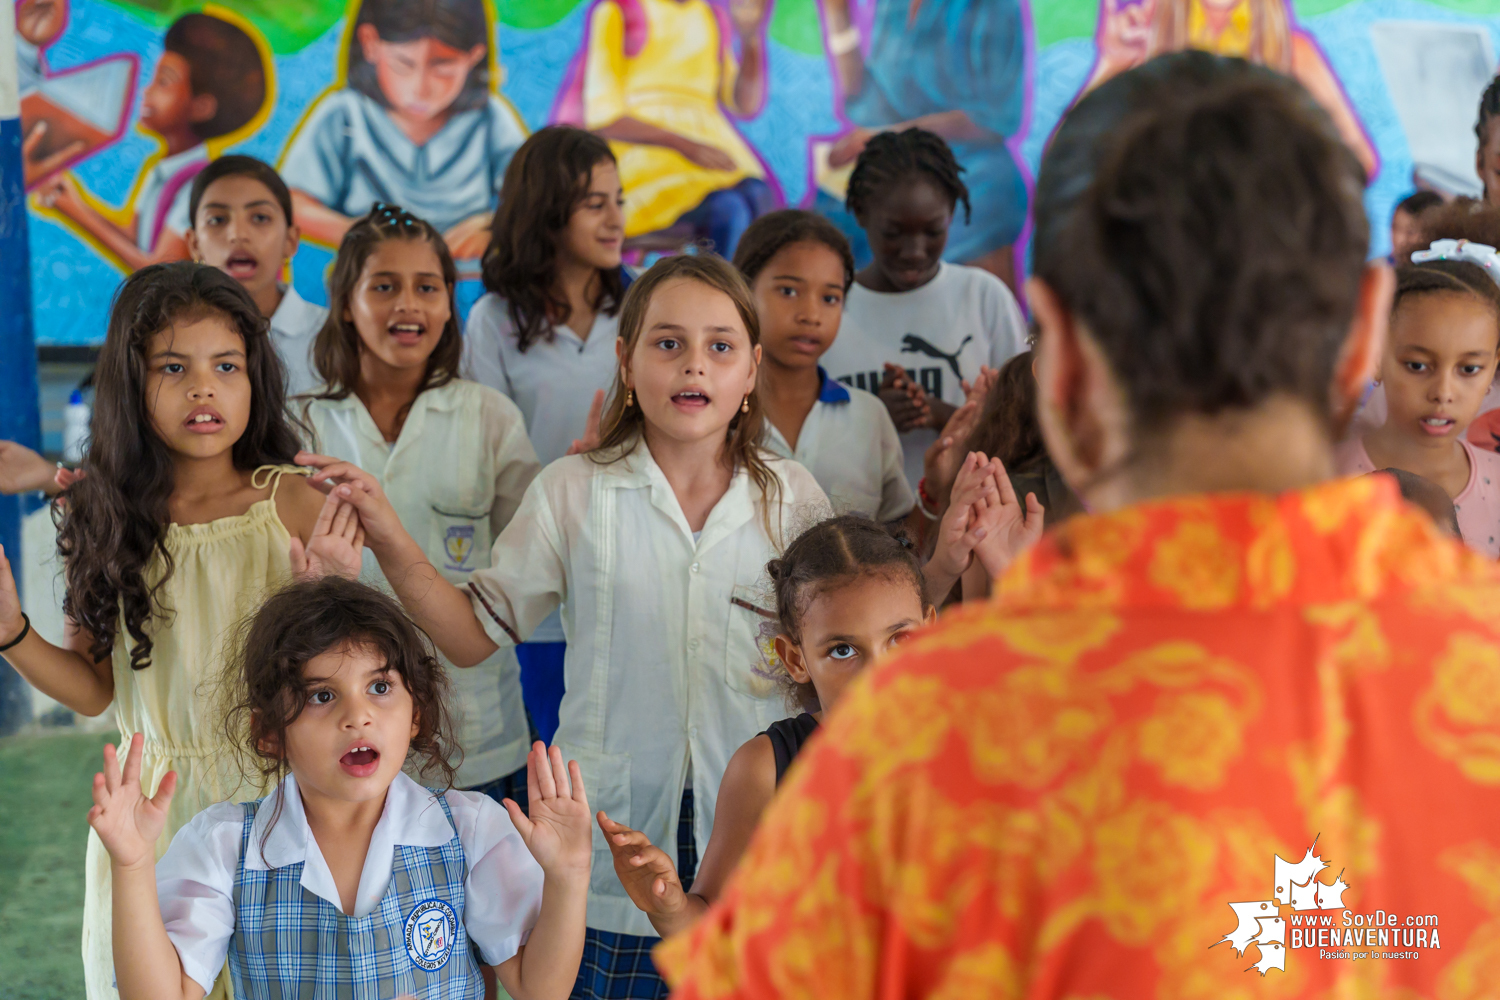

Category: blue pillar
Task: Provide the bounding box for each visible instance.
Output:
[0,6,40,736]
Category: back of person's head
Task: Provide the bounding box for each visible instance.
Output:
[163,13,266,140]
[59,263,300,671]
[222,576,458,846]
[1032,51,1369,439]
[732,209,855,291]
[963,351,1044,470]
[1375,467,1462,539]
[1396,190,1444,220]
[189,155,293,228]
[845,127,971,226]
[313,203,462,399]
[1417,198,1500,249]
[765,514,929,711]
[482,126,625,351]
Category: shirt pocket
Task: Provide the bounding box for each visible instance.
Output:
[554,745,632,897]
[724,583,781,700]
[430,503,492,580]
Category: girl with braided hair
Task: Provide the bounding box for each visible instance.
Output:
[819,128,1029,496]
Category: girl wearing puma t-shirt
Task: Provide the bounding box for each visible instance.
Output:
[818,129,1028,491]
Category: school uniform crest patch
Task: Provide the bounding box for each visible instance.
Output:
[444,524,475,569]
[404,898,457,971]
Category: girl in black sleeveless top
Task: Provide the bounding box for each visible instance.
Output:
[599,514,952,940]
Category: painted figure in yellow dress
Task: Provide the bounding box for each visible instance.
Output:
[1084,0,1376,176]
[579,0,776,255]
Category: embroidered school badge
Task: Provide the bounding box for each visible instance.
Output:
[404,898,457,971]
[443,524,475,571]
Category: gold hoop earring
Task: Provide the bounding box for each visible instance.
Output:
[741,395,750,414]
[625,388,634,408]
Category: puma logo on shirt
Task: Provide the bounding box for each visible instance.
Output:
[900,334,973,381]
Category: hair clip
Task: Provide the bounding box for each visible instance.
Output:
[1411,238,1500,286]
[370,201,419,229]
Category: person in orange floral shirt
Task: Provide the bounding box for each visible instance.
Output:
[657,51,1500,998]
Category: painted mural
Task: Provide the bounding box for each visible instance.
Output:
[13,0,1500,345]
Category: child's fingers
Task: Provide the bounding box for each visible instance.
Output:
[121,732,145,788]
[526,742,543,807]
[151,770,178,812]
[535,744,560,801]
[568,759,589,810]
[627,844,677,876]
[547,744,569,799]
[330,499,355,540]
[287,537,308,577]
[502,797,533,838]
[91,771,109,810]
[311,490,342,538]
[352,524,367,552]
[102,739,122,794]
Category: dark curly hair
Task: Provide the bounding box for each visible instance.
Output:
[845,128,971,226]
[1033,51,1369,439]
[56,263,300,670]
[1418,198,1500,249]
[309,203,461,430]
[480,126,625,352]
[1477,74,1500,148]
[962,351,1044,471]
[220,576,459,852]
[765,515,928,711]
[732,209,855,292]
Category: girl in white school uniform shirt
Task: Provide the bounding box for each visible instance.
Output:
[184,156,329,397]
[299,204,542,805]
[301,253,828,997]
[732,209,912,522]
[91,577,589,1000]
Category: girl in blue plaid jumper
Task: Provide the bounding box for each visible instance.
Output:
[86,577,593,1000]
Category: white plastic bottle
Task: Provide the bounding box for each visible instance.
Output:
[63,390,90,464]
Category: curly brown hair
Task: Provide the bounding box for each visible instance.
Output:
[220,577,459,846]
[57,263,302,670]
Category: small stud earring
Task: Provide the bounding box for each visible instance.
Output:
[741,395,750,414]
[625,388,634,407]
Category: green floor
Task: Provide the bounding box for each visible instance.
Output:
[0,729,117,1000]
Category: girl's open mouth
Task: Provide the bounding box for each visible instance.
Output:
[339,745,381,778]
[225,252,259,280]
[1421,416,1457,436]
[671,390,711,412]
[390,322,426,346]
[184,407,225,434]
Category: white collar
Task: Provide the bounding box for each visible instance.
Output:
[599,437,758,549]
[269,285,325,338]
[246,771,456,917]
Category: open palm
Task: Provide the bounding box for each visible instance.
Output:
[291,491,365,581]
[971,458,1045,579]
[88,733,177,870]
[503,742,592,878]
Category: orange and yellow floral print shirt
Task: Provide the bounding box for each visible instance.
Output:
[658,476,1500,999]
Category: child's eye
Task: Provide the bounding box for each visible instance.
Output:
[419,282,441,294]
[1462,364,1485,376]
[828,643,857,660]
[309,690,333,705]
[162,362,184,375]
[370,679,391,696]
[216,362,238,374]
[776,285,797,298]
[205,214,226,227]
[656,337,680,351]
[710,341,732,354]
[823,294,842,306]
[252,212,271,225]
[1405,361,1429,374]
[372,281,393,293]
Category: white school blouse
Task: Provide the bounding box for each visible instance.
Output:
[464,440,830,935]
[269,286,329,399]
[156,772,544,993]
[461,293,623,468]
[303,380,542,786]
[761,368,913,522]
[820,262,1029,489]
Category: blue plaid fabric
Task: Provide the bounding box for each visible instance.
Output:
[571,787,699,1000]
[228,790,484,999]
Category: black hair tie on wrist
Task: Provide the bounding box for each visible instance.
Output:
[0,613,30,653]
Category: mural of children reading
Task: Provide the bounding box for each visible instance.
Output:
[818,0,1031,286]
[573,0,777,256]
[1084,0,1376,176]
[279,0,527,260]
[34,12,266,272]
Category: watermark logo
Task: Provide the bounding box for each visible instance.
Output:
[1214,839,1442,975]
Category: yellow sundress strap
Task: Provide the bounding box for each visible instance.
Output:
[250,463,313,499]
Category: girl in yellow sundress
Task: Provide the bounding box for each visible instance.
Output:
[0,263,361,1000]
[1084,0,1376,176]
[578,0,777,255]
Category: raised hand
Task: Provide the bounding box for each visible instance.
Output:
[504,742,592,880]
[970,459,1045,580]
[597,811,687,918]
[295,452,408,555]
[289,491,365,582]
[879,362,933,432]
[960,364,1000,407]
[928,453,1000,579]
[88,733,177,871]
[0,440,58,496]
[566,390,606,457]
[922,399,981,509]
